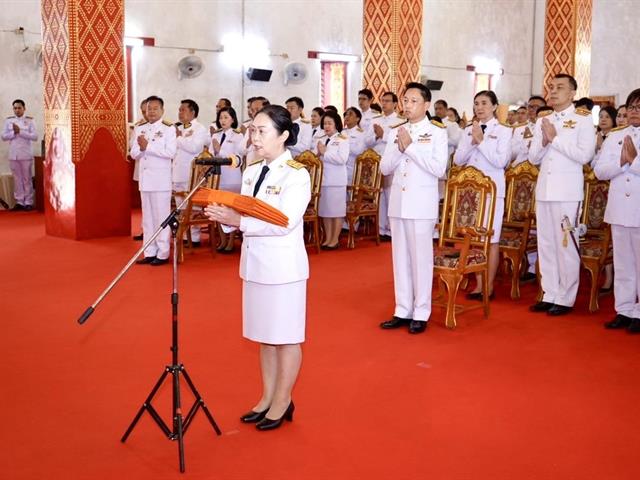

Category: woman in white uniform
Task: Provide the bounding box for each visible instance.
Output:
[454,90,512,299]
[210,106,246,253]
[316,110,349,249]
[310,107,326,154]
[343,107,369,185]
[204,105,311,431]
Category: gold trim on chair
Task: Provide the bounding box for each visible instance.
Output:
[295,150,323,254]
[345,148,382,249]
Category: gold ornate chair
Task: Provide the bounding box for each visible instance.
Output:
[434,166,497,329]
[345,148,382,249]
[295,150,323,253]
[175,147,221,262]
[579,167,612,312]
[499,161,538,299]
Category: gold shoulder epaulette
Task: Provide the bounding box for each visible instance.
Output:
[431,119,445,129]
[233,127,242,134]
[372,114,383,119]
[611,125,629,133]
[183,122,191,129]
[162,119,173,126]
[576,108,591,116]
[287,159,305,170]
[6,116,15,119]
[500,121,512,128]
[248,158,265,167]
[538,110,553,118]
[137,120,148,126]
[397,115,406,120]
[391,119,409,129]
[338,133,348,140]
[25,116,33,119]
[300,118,310,124]
[356,126,364,133]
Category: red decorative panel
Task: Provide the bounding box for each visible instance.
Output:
[363,0,422,102]
[543,0,592,98]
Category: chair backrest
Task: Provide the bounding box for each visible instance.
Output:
[582,166,609,233]
[189,146,221,191]
[448,164,463,180]
[439,166,496,251]
[504,161,538,223]
[294,150,323,199]
[350,148,382,204]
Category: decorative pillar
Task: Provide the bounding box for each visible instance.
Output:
[543,0,593,98]
[363,0,423,101]
[41,0,130,239]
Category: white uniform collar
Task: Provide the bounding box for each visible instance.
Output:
[555,104,575,117]
[265,149,293,168]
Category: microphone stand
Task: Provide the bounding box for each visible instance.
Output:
[78,165,222,473]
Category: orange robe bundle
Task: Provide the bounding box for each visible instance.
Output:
[191,188,289,227]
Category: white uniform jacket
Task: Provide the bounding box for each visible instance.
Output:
[454,117,512,198]
[443,118,463,155]
[172,119,210,184]
[529,105,596,201]
[211,127,246,189]
[345,125,368,182]
[310,128,327,154]
[510,121,535,165]
[380,118,448,219]
[289,118,313,157]
[130,119,177,192]
[1,115,37,160]
[594,125,640,227]
[237,151,311,284]
[372,112,400,156]
[320,132,349,187]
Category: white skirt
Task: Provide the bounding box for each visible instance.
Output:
[319,186,346,217]
[242,280,307,344]
[486,197,505,243]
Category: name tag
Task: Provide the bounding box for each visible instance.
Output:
[265,186,281,195]
[417,133,431,144]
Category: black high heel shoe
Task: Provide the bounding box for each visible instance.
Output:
[255,401,295,431]
[240,408,269,423]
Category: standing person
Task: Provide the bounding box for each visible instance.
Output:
[309,107,326,153]
[512,95,547,166]
[595,106,618,160]
[434,99,462,156]
[617,105,628,127]
[130,98,149,240]
[172,99,210,247]
[343,107,368,185]
[379,82,448,334]
[244,97,270,165]
[316,110,349,249]
[285,96,312,157]
[454,90,512,299]
[595,88,640,333]
[210,106,246,253]
[529,74,596,315]
[130,95,177,266]
[1,99,37,211]
[358,88,376,133]
[204,105,310,430]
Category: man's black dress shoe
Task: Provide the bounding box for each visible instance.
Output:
[379,235,392,242]
[132,234,143,241]
[547,304,573,316]
[520,272,537,282]
[627,318,640,334]
[150,258,169,266]
[380,316,411,329]
[604,314,632,329]
[256,402,294,431]
[408,320,427,334]
[529,301,554,312]
[183,240,201,247]
[599,286,613,294]
[465,292,494,301]
[136,256,156,264]
[23,204,33,211]
[10,204,24,211]
[240,408,269,423]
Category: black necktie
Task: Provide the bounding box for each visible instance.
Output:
[325,137,331,146]
[312,128,317,137]
[480,124,487,134]
[253,165,270,197]
[220,132,226,146]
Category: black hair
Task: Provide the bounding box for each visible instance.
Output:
[216,106,239,129]
[474,90,499,106]
[247,97,256,104]
[434,99,448,109]
[528,95,546,104]
[358,88,374,100]
[618,104,627,110]
[257,104,299,147]
[219,98,231,108]
[286,96,304,109]
[139,98,149,107]
[146,95,164,108]
[324,105,338,113]
[448,107,461,123]
[344,106,362,124]
[574,97,594,111]
[180,99,199,117]
[598,106,618,130]
[517,106,527,112]
[312,106,325,117]
[321,110,343,132]
[12,99,25,107]
[382,91,398,103]
[404,82,432,102]
[370,103,382,113]
[252,96,270,108]
[626,88,640,109]
[554,73,578,91]
[537,105,553,116]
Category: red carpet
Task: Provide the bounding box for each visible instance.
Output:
[2,210,640,479]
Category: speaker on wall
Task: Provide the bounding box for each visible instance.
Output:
[246,68,273,82]
[425,79,444,91]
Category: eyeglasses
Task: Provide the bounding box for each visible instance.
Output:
[627,105,640,112]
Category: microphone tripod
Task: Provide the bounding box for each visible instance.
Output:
[78,165,222,473]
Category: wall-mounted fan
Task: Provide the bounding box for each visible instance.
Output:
[283,62,307,85]
[178,55,204,80]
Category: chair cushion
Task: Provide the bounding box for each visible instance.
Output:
[580,239,612,258]
[347,201,377,214]
[434,246,487,268]
[499,228,523,248]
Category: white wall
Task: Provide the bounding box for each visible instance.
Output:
[422,0,537,117]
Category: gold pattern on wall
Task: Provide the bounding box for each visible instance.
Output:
[543,0,593,98]
[363,0,423,101]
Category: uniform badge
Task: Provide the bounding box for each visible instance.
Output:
[154,130,164,138]
[489,134,497,139]
[417,133,432,144]
[563,120,577,129]
[523,127,533,139]
[244,178,253,185]
[265,186,281,195]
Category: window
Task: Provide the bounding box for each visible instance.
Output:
[474,73,495,94]
[321,61,347,112]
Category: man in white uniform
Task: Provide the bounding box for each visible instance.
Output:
[528,74,596,315]
[379,82,448,334]
[2,99,38,210]
[172,99,210,246]
[285,96,312,157]
[130,96,177,266]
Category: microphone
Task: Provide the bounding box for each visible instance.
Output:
[195,155,242,168]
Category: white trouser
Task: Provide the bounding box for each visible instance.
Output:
[378,185,391,236]
[10,159,34,206]
[612,224,640,319]
[173,182,200,242]
[536,200,580,307]
[390,217,435,321]
[141,190,171,259]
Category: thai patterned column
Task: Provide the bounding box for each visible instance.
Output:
[543,0,592,98]
[363,0,423,102]
[41,0,130,239]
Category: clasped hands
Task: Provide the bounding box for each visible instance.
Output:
[540,118,557,147]
[621,136,638,166]
[12,123,20,134]
[396,126,413,152]
[204,203,241,227]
